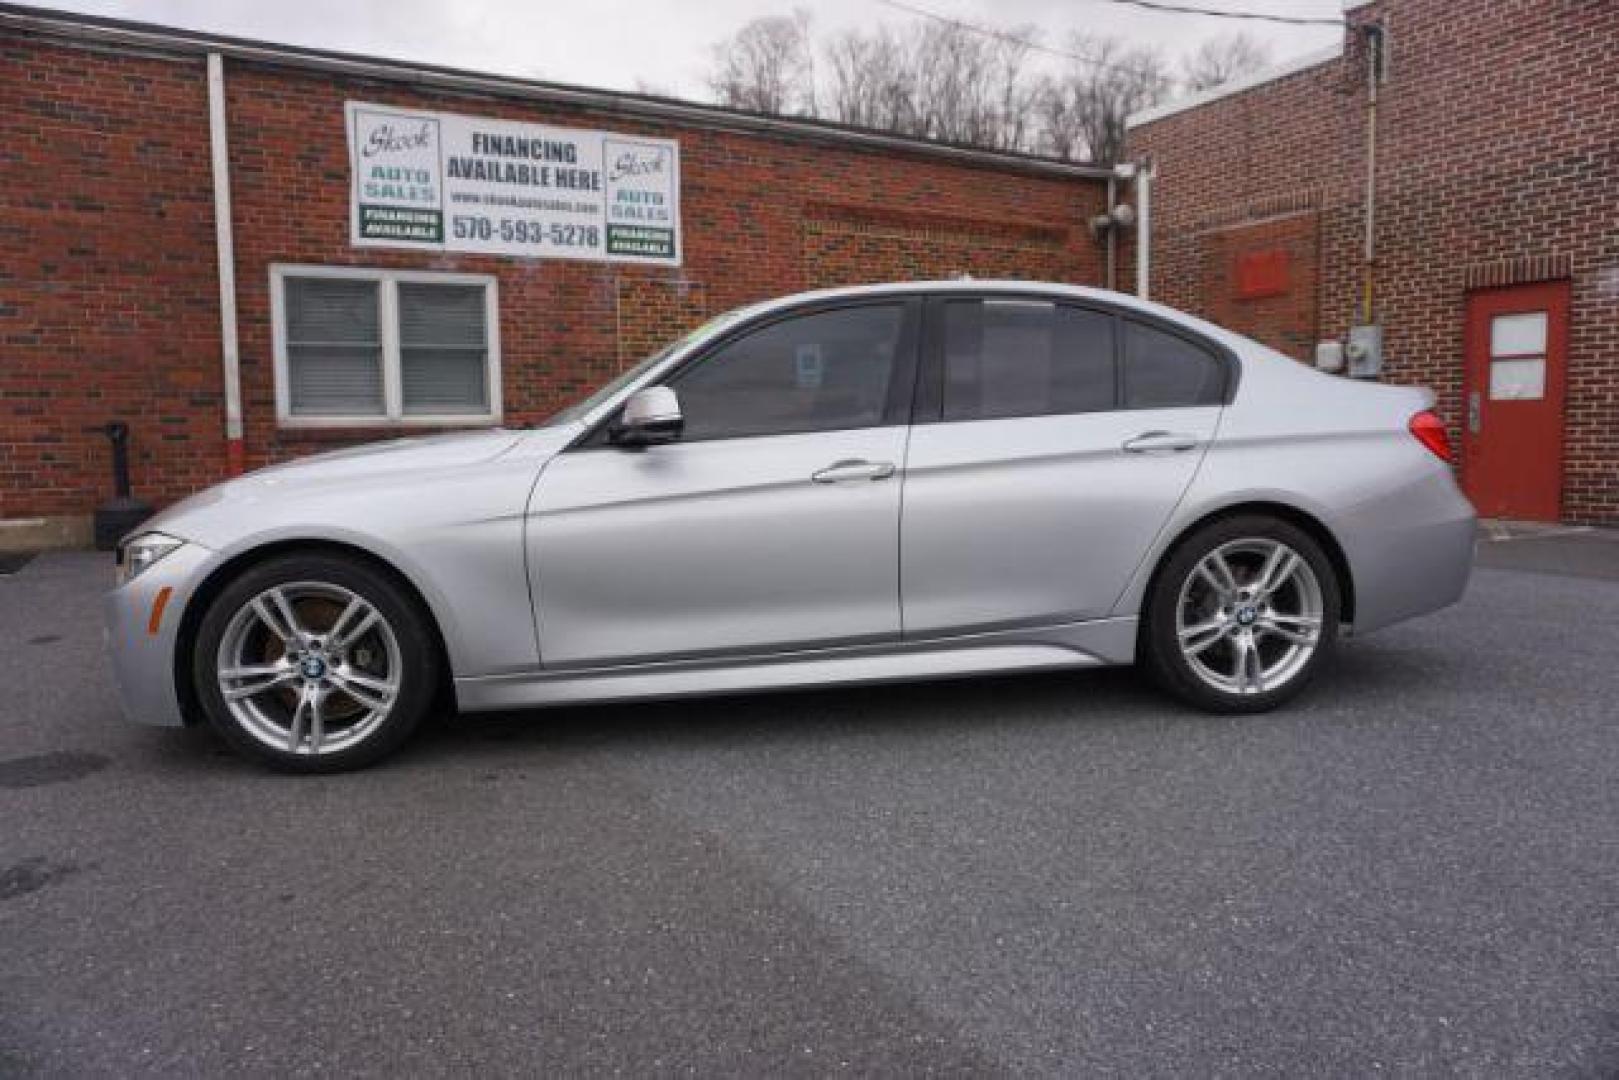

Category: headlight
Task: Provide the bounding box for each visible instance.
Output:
[116,532,185,586]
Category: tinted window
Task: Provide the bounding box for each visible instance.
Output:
[942,300,1116,421]
[671,305,902,441]
[1123,320,1225,408]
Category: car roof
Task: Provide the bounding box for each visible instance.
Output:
[735,280,1251,350]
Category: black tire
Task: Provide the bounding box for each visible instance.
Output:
[1141,514,1341,713]
[192,552,440,773]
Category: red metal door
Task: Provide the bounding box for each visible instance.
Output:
[1461,281,1569,522]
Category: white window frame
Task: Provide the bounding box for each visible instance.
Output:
[270,264,502,428]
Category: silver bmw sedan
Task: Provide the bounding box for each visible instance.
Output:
[106,281,1476,771]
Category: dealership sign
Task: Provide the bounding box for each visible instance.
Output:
[345,101,681,265]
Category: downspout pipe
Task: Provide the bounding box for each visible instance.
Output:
[1105,172,1117,292]
[206,52,245,476]
[1135,160,1153,301]
[1360,23,1384,324]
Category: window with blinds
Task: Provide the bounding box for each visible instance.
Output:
[398,283,489,415]
[273,268,499,425]
[284,278,385,416]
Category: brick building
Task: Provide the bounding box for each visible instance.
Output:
[1127,0,1618,524]
[0,5,1115,548]
[8,2,1612,545]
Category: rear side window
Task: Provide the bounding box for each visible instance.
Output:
[942,300,1116,421]
[671,304,903,441]
[1123,320,1226,408]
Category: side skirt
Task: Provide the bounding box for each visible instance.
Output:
[454,616,1139,712]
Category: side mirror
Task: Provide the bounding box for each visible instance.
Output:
[611,385,683,446]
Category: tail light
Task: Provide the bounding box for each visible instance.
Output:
[1409,409,1454,463]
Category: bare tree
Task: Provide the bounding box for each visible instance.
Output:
[821,20,1038,149]
[705,12,1171,162]
[1035,35,1171,163]
[1180,33,1272,93]
[1032,75,1082,161]
[986,28,1040,151]
[707,9,816,116]
[912,21,990,144]
[824,26,920,133]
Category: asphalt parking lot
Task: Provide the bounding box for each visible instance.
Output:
[3,535,1617,1076]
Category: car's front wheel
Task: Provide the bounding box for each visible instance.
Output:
[1142,515,1341,713]
[192,553,440,772]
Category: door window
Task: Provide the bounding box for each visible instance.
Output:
[1487,311,1548,400]
[941,300,1116,421]
[1123,320,1226,408]
[670,305,904,441]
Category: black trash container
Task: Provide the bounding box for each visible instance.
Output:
[93,421,153,551]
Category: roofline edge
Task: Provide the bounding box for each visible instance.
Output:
[1126,42,1345,131]
[0,2,1112,180]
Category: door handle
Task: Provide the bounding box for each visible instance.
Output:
[1122,431,1199,454]
[812,459,895,484]
[1468,391,1482,435]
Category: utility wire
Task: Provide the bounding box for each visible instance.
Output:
[1079,0,1343,27]
[877,0,1163,79]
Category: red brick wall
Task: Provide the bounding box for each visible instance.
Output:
[801,203,1075,287]
[1,32,1107,522]
[1129,0,1619,523]
[1199,209,1320,360]
[0,41,224,520]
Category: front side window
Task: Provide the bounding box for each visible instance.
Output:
[1123,320,1225,408]
[942,300,1116,421]
[670,305,903,441]
[274,267,500,426]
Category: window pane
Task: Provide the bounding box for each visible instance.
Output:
[288,346,385,415]
[402,348,489,414]
[672,305,902,440]
[398,283,490,415]
[398,283,487,347]
[1490,312,1546,357]
[1123,321,1224,408]
[285,277,379,344]
[1489,357,1545,400]
[284,277,384,416]
[942,300,1115,421]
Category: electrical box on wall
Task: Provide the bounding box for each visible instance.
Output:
[1346,324,1383,379]
[1314,341,1346,373]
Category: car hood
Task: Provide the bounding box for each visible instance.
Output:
[252,427,526,479]
[140,426,579,545]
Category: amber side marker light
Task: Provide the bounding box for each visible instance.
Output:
[147,586,174,636]
[1409,409,1454,464]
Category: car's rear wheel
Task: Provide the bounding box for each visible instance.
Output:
[1142,515,1341,712]
[192,553,439,772]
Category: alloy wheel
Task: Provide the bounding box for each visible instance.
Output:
[1174,538,1324,696]
[215,582,402,756]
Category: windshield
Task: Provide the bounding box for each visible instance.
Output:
[544,305,756,425]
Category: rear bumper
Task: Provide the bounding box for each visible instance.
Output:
[1337,469,1477,635]
[102,542,214,727]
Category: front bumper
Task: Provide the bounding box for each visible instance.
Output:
[103,541,216,727]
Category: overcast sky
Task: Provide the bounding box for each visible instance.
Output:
[20,0,1345,100]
